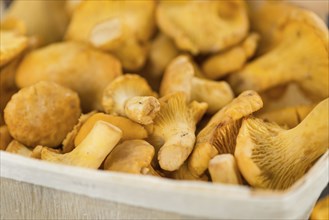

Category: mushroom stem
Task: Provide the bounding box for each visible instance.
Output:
[41,121,122,169]
[191,78,234,114]
[209,154,242,185]
[158,128,196,171]
[124,96,160,125]
[235,98,328,190]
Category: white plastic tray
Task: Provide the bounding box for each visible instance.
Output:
[1,150,328,219]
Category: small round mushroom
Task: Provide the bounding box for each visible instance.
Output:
[186,90,263,178]
[104,140,155,175]
[229,7,329,101]
[148,92,208,171]
[4,81,81,148]
[235,98,329,190]
[15,41,122,112]
[157,0,249,54]
[102,74,159,125]
[65,0,156,71]
[160,55,234,114]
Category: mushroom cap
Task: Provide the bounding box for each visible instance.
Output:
[15,41,122,112]
[65,0,156,70]
[102,74,157,115]
[187,90,263,177]
[229,8,329,101]
[235,98,328,190]
[104,140,155,174]
[157,0,249,54]
[4,0,69,45]
[0,30,27,67]
[258,104,315,129]
[4,81,81,147]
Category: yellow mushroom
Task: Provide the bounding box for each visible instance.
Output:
[148,92,207,171]
[31,145,60,159]
[160,55,234,114]
[258,104,315,128]
[0,56,20,115]
[124,96,161,125]
[15,41,122,112]
[66,0,156,71]
[74,113,148,146]
[229,8,329,101]
[0,30,27,67]
[171,163,208,181]
[104,140,155,175]
[41,121,122,169]
[208,154,242,185]
[4,81,81,148]
[202,33,260,80]
[6,140,32,157]
[310,196,329,220]
[156,0,249,54]
[187,90,263,178]
[3,0,69,45]
[102,74,159,125]
[0,126,12,151]
[235,98,329,190]
[62,111,96,153]
[143,33,179,90]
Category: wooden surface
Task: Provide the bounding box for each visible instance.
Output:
[1,151,328,219]
[0,177,195,220]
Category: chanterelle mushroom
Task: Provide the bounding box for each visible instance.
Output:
[157,0,249,54]
[102,74,160,125]
[235,98,329,190]
[0,126,12,150]
[0,30,27,67]
[104,140,155,175]
[258,104,315,128]
[187,90,263,178]
[202,33,260,80]
[4,81,81,148]
[208,154,242,185]
[66,0,156,71]
[42,121,122,169]
[229,8,329,101]
[74,113,148,146]
[15,41,122,112]
[160,55,234,114]
[3,0,69,45]
[148,92,207,171]
[6,140,32,157]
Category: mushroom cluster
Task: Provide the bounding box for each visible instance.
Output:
[0,0,328,191]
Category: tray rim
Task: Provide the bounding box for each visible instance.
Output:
[1,150,328,218]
